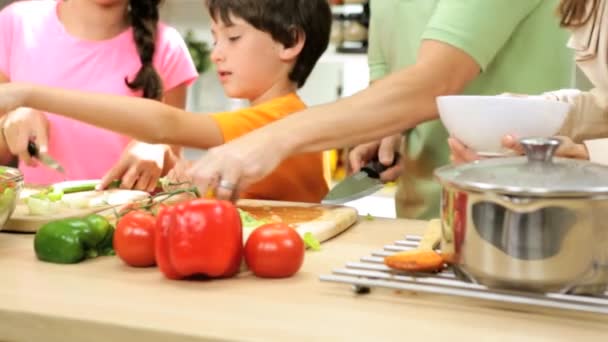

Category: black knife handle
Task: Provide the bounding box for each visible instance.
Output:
[27,140,39,157]
[360,153,400,179]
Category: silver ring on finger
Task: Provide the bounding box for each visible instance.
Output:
[218,179,237,191]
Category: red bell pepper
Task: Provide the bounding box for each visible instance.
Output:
[155,199,243,280]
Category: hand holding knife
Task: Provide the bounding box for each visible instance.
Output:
[322,152,400,204]
[0,108,59,171]
[27,140,66,174]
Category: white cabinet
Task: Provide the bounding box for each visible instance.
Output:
[300,50,369,106]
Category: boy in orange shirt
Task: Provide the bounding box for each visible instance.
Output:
[0,0,332,202]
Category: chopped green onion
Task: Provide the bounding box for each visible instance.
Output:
[238,208,267,229]
[27,196,62,215]
[47,190,64,202]
[303,232,321,251]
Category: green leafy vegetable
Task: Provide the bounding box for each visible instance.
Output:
[238,208,268,229]
[303,232,321,251]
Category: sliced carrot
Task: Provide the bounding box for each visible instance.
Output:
[440,252,457,265]
[384,250,444,272]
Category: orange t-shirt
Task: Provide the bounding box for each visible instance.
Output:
[211,93,328,203]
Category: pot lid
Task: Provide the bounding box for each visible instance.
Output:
[434,137,608,197]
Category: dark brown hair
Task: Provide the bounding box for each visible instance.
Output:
[125,0,164,100]
[558,0,599,28]
[206,0,331,88]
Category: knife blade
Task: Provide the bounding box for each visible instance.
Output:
[322,153,400,204]
[27,141,66,174]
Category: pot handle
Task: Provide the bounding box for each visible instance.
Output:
[471,192,587,213]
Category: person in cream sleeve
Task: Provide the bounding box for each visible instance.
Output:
[450,0,608,166]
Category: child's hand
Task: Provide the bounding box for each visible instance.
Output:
[1,107,49,166]
[165,159,194,190]
[349,134,402,182]
[99,142,167,192]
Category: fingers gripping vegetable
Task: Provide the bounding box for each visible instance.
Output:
[156,199,243,280]
[34,214,114,264]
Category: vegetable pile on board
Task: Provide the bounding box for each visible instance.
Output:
[33,185,322,280]
[25,180,123,215]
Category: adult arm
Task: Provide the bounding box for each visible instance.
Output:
[266,39,481,153]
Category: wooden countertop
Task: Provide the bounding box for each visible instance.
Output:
[0,218,607,341]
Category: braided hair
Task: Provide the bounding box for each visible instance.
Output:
[125,0,164,100]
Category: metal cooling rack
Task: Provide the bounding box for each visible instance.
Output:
[320,235,608,315]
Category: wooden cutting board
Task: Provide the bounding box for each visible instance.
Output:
[4,188,359,245]
[3,188,150,233]
[123,196,359,243]
[237,199,359,243]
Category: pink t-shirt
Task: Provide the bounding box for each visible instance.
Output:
[0,0,198,184]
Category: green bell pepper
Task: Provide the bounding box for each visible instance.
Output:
[34,214,115,264]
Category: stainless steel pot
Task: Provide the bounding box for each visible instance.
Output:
[434,137,608,295]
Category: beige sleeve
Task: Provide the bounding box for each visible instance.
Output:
[583,139,608,165]
[544,88,608,143]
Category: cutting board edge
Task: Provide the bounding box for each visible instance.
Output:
[3,189,150,233]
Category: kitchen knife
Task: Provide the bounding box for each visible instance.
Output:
[322,153,400,204]
[27,141,66,174]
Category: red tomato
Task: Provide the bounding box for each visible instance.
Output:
[114,210,156,267]
[244,223,305,278]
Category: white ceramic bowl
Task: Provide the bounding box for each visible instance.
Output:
[437,95,571,156]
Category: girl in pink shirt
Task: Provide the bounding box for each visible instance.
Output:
[0,0,197,191]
